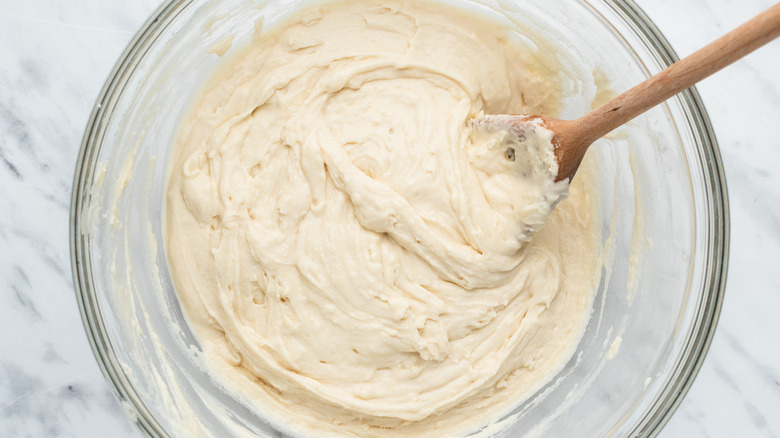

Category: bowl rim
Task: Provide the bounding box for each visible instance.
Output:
[69,0,729,436]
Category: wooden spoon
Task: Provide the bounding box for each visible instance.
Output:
[476,3,780,182]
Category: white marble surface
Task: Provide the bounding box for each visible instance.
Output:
[1,0,778,436]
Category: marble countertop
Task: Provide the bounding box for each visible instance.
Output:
[1,0,778,436]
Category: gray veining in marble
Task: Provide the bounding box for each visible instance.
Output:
[1,0,778,436]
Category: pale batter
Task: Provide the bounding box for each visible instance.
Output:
[165,1,602,436]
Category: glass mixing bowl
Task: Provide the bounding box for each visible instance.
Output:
[70,0,728,436]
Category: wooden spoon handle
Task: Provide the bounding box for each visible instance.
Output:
[570,2,780,146]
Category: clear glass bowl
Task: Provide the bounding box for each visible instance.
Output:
[70,0,729,436]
